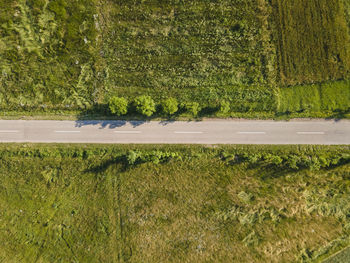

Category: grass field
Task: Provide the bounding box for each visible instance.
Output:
[0,0,101,110]
[0,144,349,262]
[271,0,350,86]
[0,0,349,118]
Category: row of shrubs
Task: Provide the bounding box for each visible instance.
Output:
[109,95,231,117]
[124,150,180,166]
[2,145,348,171]
[221,151,350,171]
[122,150,350,170]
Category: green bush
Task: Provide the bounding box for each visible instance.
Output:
[183,102,201,116]
[161,98,178,115]
[134,95,156,117]
[263,154,283,166]
[124,150,180,166]
[109,96,128,116]
[219,100,231,114]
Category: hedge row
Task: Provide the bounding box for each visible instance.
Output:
[278,80,350,113]
[108,95,231,117]
[1,144,347,171]
[221,151,350,171]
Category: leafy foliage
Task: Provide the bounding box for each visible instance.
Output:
[161,98,178,115]
[133,95,156,117]
[182,102,201,116]
[109,96,128,116]
[219,100,230,114]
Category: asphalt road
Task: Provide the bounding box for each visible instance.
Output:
[0,120,349,144]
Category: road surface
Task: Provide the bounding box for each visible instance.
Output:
[0,120,349,144]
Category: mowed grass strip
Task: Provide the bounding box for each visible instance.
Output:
[323,246,350,263]
[0,144,349,262]
[272,0,350,85]
[278,80,350,115]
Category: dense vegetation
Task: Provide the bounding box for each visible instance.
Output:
[0,0,349,118]
[0,144,349,262]
[0,0,101,110]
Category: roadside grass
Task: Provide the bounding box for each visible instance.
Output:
[277,80,350,117]
[0,144,349,262]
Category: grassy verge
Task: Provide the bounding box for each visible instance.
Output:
[0,144,349,262]
[277,80,350,119]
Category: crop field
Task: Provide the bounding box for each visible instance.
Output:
[0,0,349,118]
[0,144,350,262]
[271,0,350,86]
[100,0,276,102]
[344,0,350,30]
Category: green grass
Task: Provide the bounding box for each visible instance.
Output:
[344,0,350,29]
[0,0,101,110]
[278,80,350,117]
[0,144,349,262]
[323,246,350,263]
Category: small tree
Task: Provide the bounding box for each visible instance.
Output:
[183,102,201,116]
[219,100,230,114]
[161,98,178,115]
[109,96,128,116]
[134,95,156,117]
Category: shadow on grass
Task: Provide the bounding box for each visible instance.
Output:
[75,120,148,129]
[255,158,350,180]
[325,109,350,121]
[85,156,129,174]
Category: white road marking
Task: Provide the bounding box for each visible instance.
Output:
[114,131,141,134]
[297,132,325,135]
[55,131,81,133]
[174,131,204,134]
[0,130,20,133]
[237,132,266,135]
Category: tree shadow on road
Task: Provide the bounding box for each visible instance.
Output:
[75,120,148,129]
